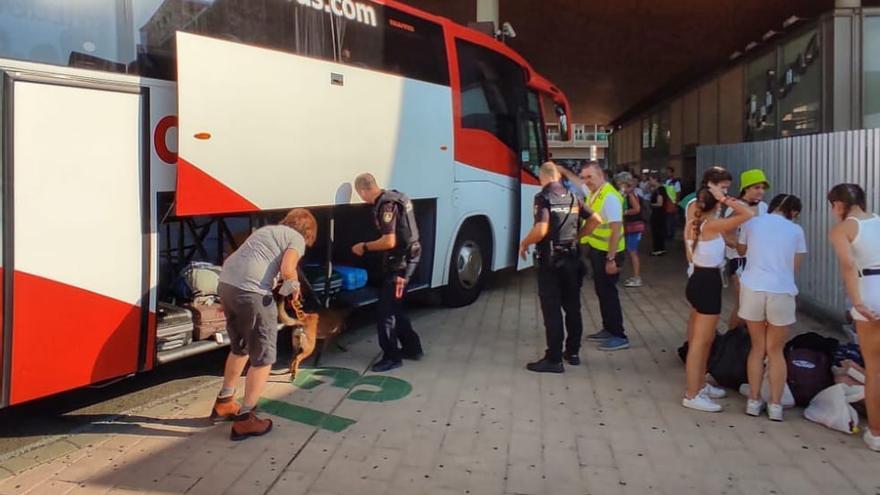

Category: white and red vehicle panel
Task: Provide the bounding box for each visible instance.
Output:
[8,79,147,404]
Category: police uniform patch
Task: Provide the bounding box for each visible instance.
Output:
[383,211,394,223]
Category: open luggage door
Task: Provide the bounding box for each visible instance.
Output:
[174,32,452,216]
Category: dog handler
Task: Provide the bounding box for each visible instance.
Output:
[211,208,318,440]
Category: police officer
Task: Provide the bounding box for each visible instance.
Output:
[520,162,601,373]
[352,173,424,372]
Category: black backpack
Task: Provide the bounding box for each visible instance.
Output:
[677,326,751,389]
[707,327,751,389]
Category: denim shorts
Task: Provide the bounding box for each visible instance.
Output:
[624,233,642,253]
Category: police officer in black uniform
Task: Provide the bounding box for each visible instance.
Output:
[352,173,424,372]
[519,162,600,373]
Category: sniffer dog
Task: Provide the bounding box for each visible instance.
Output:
[277,296,319,378]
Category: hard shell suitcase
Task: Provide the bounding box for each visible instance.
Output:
[303,265,343,297]
[187,302,226,340]
[157,302,194,351]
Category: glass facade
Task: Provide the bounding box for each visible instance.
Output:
[865,16,880,129]
[779,29,821,137]
[745,51,778,142]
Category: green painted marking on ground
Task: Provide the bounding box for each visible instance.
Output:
[258,398,356,433]
[268,367,413,431]
[293,367,360,390]
[348,375,412,402]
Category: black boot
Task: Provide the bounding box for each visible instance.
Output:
[526,357,564,374]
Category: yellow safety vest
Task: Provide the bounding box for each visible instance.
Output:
[664,184,678,203]
[581,182,626,252]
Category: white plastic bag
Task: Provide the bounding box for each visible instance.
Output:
[803,383,864,434]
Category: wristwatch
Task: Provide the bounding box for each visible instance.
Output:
[362,241,369,252]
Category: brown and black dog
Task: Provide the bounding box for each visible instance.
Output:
[277,297,319,379]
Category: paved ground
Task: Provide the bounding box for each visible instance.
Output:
[0,252,878,495]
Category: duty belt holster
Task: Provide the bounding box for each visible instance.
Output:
[385,242,421,272]
[537,242,577,269]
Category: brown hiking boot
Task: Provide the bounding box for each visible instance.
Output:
[230,410,273,441]
[209,395,241,423]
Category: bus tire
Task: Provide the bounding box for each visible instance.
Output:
[443,221,490,307]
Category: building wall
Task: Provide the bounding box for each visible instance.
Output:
[682,88,700,145]
[719,66,745,143]
[698,81,719,145]
[670,97,683,155]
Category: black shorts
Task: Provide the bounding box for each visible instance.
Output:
[686,267,723,315]
[727,257,746,278]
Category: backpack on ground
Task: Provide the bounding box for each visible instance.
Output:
[707,326,751,389]
[784,331,838,406]
[677,327,751,390]
[787,347,834,407]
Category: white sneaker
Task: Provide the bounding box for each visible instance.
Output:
[864,430,880,452]
[682,392,722,413]
[768,403,784,422]
[624,277,643,288]
[703,383,727,399]
[746,398,765,417]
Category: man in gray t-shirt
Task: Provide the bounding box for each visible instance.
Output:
[219,225,307,295]
[211,209,317,441]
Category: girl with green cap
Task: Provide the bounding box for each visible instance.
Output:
[724,169,769,330]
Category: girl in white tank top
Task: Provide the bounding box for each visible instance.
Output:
[682,183,755,414]
[827,183,880,452]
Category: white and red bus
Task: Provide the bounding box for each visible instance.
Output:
[0,0,571,407]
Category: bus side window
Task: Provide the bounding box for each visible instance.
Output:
[338,7,449,86]
[456,39,527,153]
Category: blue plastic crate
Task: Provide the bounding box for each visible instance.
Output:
[334,265,368,291]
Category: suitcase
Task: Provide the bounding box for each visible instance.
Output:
[333,265,368,291]
[186,302,227,340]
[157,302,194,351]
[303,265,343,297]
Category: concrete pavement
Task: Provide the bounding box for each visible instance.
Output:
[0,256,877,495]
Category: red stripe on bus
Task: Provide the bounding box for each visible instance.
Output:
[521,170,540,186]
[10,271,141,405]
[176,157,260,216]
[455,129,517,178]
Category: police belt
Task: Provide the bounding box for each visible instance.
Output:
[536,242,578,263]
[384,242,421,267]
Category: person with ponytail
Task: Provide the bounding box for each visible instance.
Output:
[736,194,806,422]
[682,182,754,413]
[827,183,880,451]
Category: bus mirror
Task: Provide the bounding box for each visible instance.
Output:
[555,104,570,141]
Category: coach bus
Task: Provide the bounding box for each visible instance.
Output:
[0,0,571,406]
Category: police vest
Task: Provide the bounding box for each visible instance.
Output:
[374,190,420,257]
[536,187,579,259]
[581,182,626,253]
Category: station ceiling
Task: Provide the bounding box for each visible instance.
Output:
[406,0,835,125]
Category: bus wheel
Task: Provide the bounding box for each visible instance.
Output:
[443,223,490,307]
